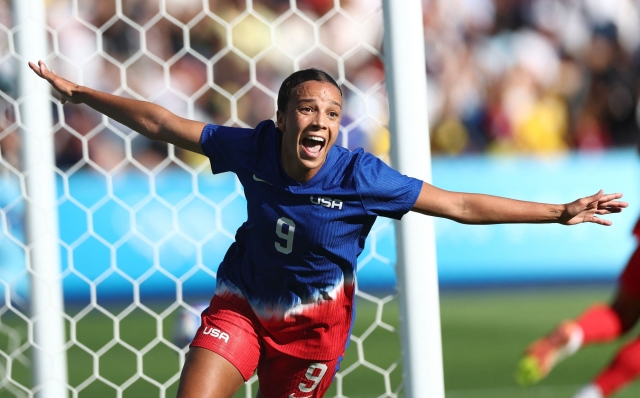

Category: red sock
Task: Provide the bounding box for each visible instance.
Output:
[576,304,623,345]
[594,338,640,397]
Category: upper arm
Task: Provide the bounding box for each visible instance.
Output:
[411,182,465,220]
[158,114,207,155]
[354,152,424,219]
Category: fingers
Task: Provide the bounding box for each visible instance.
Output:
[603,202,629,209]
[600,192,623,199]
[602,203,627,210]
[28,60,51,79]
[590,216,613,226]
[28,61,43,76]
[28,60,73,103]
[598,193,628,211]
[595,208,624,215]
[592,192,627,212]
[598,192,625,203]
[38,60,51,79]
[569,190,626,227]
[590,189,604,201]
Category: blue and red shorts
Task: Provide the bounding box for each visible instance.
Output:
[190,294,346,398]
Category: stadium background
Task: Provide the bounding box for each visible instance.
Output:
[1,0,640,397]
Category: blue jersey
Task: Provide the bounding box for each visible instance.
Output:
[200,120,422,359]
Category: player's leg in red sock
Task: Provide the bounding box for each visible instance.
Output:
[592,337,640,397]
[516,319,583,385]
[574,285,640,397]
[572,285,640,398]
[575,266,640,344]
[519,246,640,387]
[575,302,624,345]
[517,286,640,386]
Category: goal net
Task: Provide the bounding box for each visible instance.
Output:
[0,0,407,396]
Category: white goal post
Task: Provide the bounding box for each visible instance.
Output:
[12,1,68,397]
[382,1,444,396]
[0,0,442,397]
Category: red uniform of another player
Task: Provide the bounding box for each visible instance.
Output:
[518,216,640,398]
[619,217,640,297]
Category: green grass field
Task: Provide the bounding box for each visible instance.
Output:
[2,285,640,397]
[440,286,640,398]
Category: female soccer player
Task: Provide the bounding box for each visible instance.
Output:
[28,60,628,398]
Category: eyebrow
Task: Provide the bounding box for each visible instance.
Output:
[298,98,343,109]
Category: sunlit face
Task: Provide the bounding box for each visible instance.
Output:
[276,80,342,182]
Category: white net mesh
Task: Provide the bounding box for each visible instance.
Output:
[0,0,404,397]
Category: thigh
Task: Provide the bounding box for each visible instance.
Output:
[612,286,640,332]
[177,347,245,398]
[619,245,640,302]
[256,347,343,398]
[189,295,262,380]
[614,245,640,331]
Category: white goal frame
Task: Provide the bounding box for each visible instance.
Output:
[382,1,443,396]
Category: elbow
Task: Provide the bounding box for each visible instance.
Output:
[136,104,172,138]
[449,214,479,225]
[142,112,170,140]
[450,199,474,224]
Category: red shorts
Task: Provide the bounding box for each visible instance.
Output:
[190,294,344,398]
[620,244,640,298]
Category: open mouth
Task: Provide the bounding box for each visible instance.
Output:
[301,136,326,158]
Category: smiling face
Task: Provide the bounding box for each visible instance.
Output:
[276,80,342,182]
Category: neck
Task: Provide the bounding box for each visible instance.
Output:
[281,157,319,183]
[280,148,325,183]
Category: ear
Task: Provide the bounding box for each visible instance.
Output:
[276,109,285,131]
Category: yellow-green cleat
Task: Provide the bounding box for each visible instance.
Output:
[516,355,544,386]
[515,321,582,387]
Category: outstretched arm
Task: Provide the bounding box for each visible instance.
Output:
[411,183,628,226]
[28,60,206,154]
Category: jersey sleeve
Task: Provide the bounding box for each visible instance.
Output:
[199,124,255,174]
[355,151,423,219]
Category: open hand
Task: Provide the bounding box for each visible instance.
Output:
[561,190,628,226]
[28,60,80,104]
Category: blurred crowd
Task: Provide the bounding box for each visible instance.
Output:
[425,0,640,155]
[1,0,640,174]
